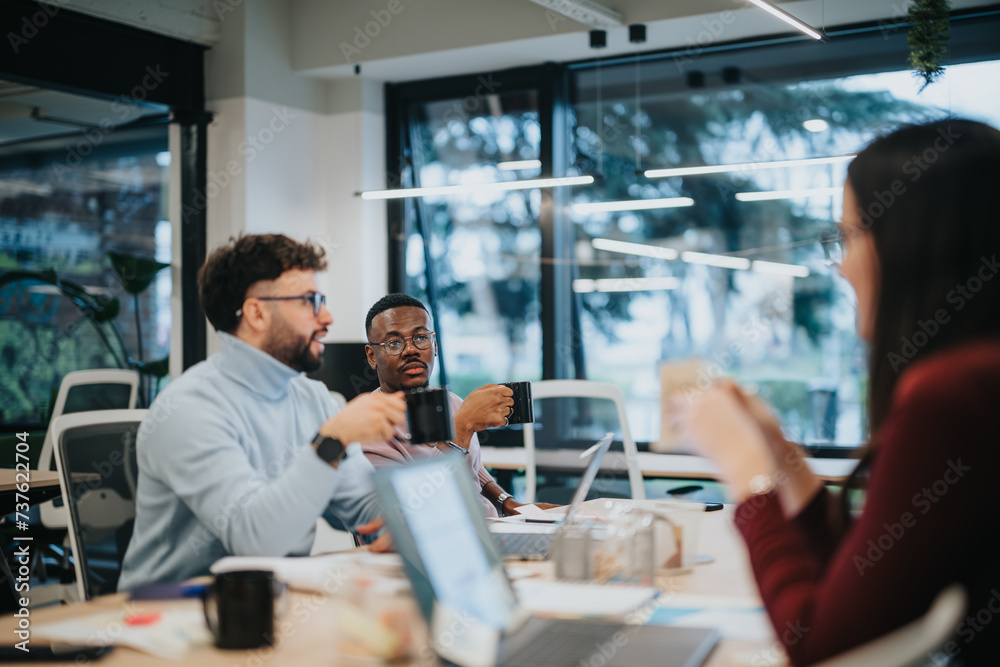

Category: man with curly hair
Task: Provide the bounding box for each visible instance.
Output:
[119,234,405,590]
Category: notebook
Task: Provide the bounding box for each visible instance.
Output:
[373,455,719,667]
[489,431,612,559]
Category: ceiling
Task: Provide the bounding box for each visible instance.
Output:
[0,0,993,146]
[291,0,996,82]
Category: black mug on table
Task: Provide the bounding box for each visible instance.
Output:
[502,381,534,425]
[405,386,454,445]
[203,570,286,649]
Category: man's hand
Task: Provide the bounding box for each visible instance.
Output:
[453,384,514,446]
[321,391,406,443]
[356,516,394,552]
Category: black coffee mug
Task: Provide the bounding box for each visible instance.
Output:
[203,570,282,649]
[502,381,534,425]
[405,387,454,444]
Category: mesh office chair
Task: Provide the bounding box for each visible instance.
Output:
[814,584,966,667]
[23,371,139,605]
[38,369,140,530]
[522,380,645,503]
[50,409,146,601]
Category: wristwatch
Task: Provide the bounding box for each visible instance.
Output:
[747,473,776,496]
[496,492,513,515]
[312,433,347,468]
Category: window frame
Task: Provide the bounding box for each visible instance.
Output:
[384,10,1000,454]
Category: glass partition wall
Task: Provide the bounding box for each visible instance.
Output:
[401,89,544,398]
[388,16,1000,454]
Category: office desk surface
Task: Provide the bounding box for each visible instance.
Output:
[0,508,776,666]
[481,446,855,483]
[0,469,61,493]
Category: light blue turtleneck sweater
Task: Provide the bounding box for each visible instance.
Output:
[118,333,380,591]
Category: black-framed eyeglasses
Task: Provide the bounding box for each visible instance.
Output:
[235,291,327,318]
[820,230,845,266]
[369,331,435,356]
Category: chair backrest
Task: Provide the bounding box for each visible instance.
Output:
[49,369,140,422]
[50,409,146,601]
[329,391,348,411]
[39,369,139,529]
[813,585,966,667]
[522,380,645,502]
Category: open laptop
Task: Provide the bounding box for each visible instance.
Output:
[489,432,613,560]
[373,455,719,667]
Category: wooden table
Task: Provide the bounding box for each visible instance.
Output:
[481,446,855,483]
[0,469,61,494]
[0,469,102,504]
[0,505,777,666]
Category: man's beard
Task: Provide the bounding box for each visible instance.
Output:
[264,321,323,373]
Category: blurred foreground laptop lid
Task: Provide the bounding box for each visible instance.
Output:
[373,455,718,667]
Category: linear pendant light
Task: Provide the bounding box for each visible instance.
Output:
[497,160,542,171]
[736,186,841,202]
[573,276,680,293]
[591,238,810,277]
[572,196,694,214]
[592,238,679,260]
[644,155,854,180]
[359,175,594,200]
[745,0,828,41]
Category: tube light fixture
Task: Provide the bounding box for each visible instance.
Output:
[644,155,855,180]
[572,197,694,214]
[680,251,752,271]
[573,276,680,293]
[735,187,841,202]
[359,175,594,200]
[591,238,679,260]
[751,260,810,278]
[745,0,828,41]
[497,160,542,171]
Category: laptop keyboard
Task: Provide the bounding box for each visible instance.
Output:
[501,619,620,667]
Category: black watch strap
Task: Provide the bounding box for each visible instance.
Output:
[312,433,347,468]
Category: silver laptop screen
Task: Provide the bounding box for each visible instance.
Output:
[387,461,517,630]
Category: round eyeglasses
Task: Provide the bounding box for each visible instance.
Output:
[820,230,845,266]
[235,291,327,318]
[370,331,435,356]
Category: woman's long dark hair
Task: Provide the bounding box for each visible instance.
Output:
[840,119,1000,517]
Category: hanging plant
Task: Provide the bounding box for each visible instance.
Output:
[907,0,951,89]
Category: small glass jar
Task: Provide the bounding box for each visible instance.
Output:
[551,521,593,581]
[590,502,655,586]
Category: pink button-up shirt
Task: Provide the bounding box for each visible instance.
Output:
[362,388,498,517]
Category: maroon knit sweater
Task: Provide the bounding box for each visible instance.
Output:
[735,341,1000,665]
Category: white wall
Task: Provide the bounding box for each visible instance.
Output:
[203,0,388,355]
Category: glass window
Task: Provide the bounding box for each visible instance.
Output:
[0,126,170,427]
[568,58,1000,447]
[403,90,543,397]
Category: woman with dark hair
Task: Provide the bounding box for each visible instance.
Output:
[687,119,1000,665]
